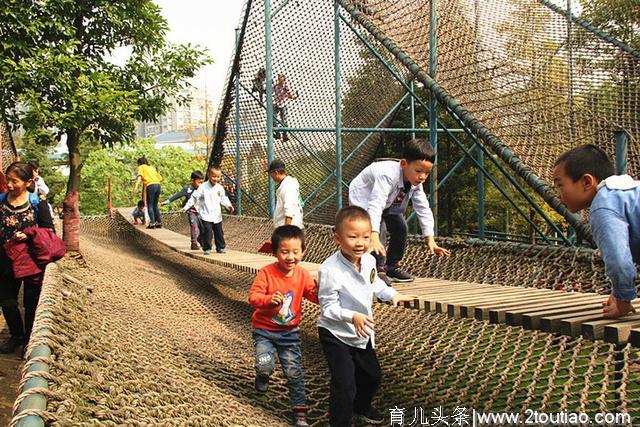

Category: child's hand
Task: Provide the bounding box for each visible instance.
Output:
[352,313,374,337]
[369,232,387,256]
[427,236,451,256]
[228,205,236,213]
[160,201,168,206]
[391,293,418,307]
[13,231,27,242]
[602,295,636,319]
[270,291,283,306]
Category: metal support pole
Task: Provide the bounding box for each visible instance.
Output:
[477,149,485,239]
[265,0,275,217]
[567,0,575,142]
[429,0,438,234]
[234,28,242,215]
[410,80,416,140]
[615,130,628,175]
[335,1,343,211]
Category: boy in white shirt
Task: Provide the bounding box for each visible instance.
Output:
[318,206,416,426]
[349,138,450,284]
[182,165,235,255]
[268,159,304,229]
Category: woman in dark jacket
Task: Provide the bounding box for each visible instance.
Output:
[0,162,54,354]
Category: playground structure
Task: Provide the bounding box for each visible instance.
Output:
[212,0,638,244]
[6,0,640,425]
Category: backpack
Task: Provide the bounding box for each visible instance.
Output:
[0,192,40,215]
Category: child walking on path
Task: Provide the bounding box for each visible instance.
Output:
[248,225,318,426]
[349,138,449,285]
[133,156,163,229]
[182,166,234,255]
[162,171,205,250]
[317,206,416,426]
[268,159,304,229]
[554,144,639,318]
[131,200,146,225]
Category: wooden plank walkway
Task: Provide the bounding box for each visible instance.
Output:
[117,209,640,346]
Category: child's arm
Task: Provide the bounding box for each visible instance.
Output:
[219,186,235,213]
[302,270,319,304]
[591,208,637,317]
[181,187,200,212]
[372,273,417,306]
[367,175,395,255]
[318,268,356,322]
[282,182,300,225]
[411,186,451,256]
[162,186,187,206]
[248,269,279,308]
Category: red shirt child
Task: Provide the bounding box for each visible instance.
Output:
[248,225,318,426]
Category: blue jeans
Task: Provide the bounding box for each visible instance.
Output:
[146,183,161,225]
[253,328,306,407]
[186,210,201,244]
[373,213,408,272]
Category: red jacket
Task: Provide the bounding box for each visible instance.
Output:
[4,227,65,279]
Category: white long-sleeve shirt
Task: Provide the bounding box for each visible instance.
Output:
[317,251,397,349]
[274,175,304,229]
[348,160,434,236]
[183,181,232,224]
[34,176,49,197]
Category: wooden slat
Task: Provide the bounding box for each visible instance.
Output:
[559,311,612,336]
[540,309,603,333]
[583,311,640,341]
[522,302,604,330]
[505,295,605,326]
[629,328,640,347]
[475,293,573,321]
[604,319,640,344]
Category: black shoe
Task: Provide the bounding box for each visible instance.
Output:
[146,224,156,229]
[155,223,162,229]
[355,407,384,425]
[386,268,414,282]
[191,242,199,250]
[255,375,269,393]
[0,336,24,354]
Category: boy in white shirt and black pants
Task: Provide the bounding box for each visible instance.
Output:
[348,138,450,285]
[318,206,416,426]
[182,165,234,255]
[268,159,304,229]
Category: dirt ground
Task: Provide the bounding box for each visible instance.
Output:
[0,317,22,426]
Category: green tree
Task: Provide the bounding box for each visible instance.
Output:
[0,1,210,249]
[81,139,203,215]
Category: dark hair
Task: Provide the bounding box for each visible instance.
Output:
[334,205,371,232]
[555,144,614,182]
[5,162,34,182]
[137,200,145,208]
[190,170,205,180]
[28,159,40,170]
[137,156,149,166]
[271,225,306,252]
[402,138,435,163]
[208,164,222,173]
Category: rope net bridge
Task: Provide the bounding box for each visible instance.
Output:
[213,0,639,232]
[10,213,640,425]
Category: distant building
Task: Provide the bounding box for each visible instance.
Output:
[136,87,215,140]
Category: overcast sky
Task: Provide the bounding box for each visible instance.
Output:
[153,0,245,107]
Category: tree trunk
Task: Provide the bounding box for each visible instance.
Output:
[63,129,81,250]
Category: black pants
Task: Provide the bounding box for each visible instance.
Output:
[200,220,226,251]
[318,327,381,427]
[0,272,44,341]
[373,213,408,272]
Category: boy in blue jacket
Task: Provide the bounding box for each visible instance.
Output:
[161,171,205,249]
[553,144,639,318]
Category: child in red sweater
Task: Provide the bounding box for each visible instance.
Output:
[248,225,318,426]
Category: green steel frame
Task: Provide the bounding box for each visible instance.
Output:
[226,0,637,246]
